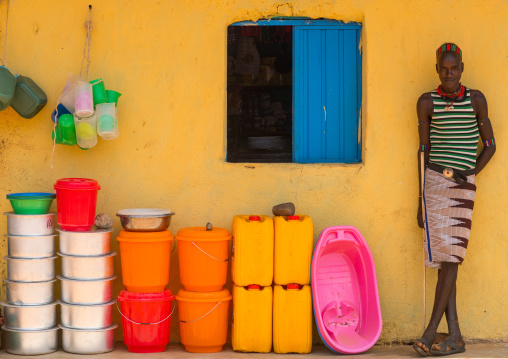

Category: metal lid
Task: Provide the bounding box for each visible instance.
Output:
[116,208,173,217]
[58,323,118,332]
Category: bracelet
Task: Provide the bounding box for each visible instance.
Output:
[478,117,489,125]
[483,138,495,147]
[419,144,430,152]
[418,120,430,125]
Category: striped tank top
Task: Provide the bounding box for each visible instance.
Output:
[429,88,479,171]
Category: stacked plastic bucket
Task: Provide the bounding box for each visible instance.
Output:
[2,211,58,355]
[175,225,232,353]
[54,178,118,354]
[116,210,175,353]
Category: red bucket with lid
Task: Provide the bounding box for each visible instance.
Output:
[54,178,100,231]
[117,289,175,353]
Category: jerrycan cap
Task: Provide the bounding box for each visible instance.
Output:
[247,284,260,290]
[288,215,300,221]
[249,216,261,221]
[287,284,300,290]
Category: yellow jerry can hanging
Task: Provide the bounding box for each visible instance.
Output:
[274,215,313,285]
[231,215,273,286]
[232,284,273,353]
[273,284,312,354]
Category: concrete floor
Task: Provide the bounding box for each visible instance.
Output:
[1,343,508,358]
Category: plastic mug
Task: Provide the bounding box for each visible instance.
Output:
[74,81,94,117]
[105,90,122,107]
[74,113,97,149]
[90,78,108,106]
[100,107,119,140]
[96,102,116,136]
[52,114,77,146]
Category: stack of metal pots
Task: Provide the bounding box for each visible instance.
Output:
[57,229,118,354]
[2,212,59,355]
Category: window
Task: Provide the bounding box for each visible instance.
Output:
[227,19,362,164]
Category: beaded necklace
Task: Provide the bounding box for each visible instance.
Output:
[436,84,465,111]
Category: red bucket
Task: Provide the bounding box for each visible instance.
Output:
[117,290,175,353]
[54,178,100,231]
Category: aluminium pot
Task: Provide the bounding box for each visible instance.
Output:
[60,323,118,354]
[58,275,116,304]
[58,228,112,256]
[59,251,117,280]
[59,300,115,329]
[6,234,56,258]
[1,301,57,330]
[5,255,56,282]
[4,278,56,305]
[4,212,55,235]
[3,326,59,355]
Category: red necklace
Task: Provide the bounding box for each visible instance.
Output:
[437,84,465,111]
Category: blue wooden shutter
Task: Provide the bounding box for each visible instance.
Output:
[293,25,362,163]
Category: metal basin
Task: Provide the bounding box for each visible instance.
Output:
[1,301,57,330]
[59,275,116,304]
[4,278,56,305]
[59,251,117,280]
[6,234,56,258]
[58,228,112,256]
[59,300,115,329]
[5,256,56,282]
[60,323,118,354]
[117,208,174,232]
[4,212,55,236]
[3,326,59,355]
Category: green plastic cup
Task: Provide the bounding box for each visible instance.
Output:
[106,90,122,107]
[90,78,107,106]
[52,114,77,146]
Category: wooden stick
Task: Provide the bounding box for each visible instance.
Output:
[420,151,427,332]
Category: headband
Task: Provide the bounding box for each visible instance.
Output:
[436,43,462,60]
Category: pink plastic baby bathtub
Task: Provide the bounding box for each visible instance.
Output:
[311,226,382,354]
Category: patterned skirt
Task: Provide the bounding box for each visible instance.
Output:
[423,167,477,268]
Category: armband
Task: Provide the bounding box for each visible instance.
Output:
[478,117,489,125]
[419,144,430,152]
[483,139,495,147]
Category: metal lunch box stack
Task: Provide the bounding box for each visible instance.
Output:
[57,229,118,354]
[2,212,59,356]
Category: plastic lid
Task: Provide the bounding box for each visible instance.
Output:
[288,215,300,221]
[176,289,232,302]
[287,284,300,289]
[248,285,260,290]
[249,216,261,221]
[54,178,100,190]
[117,230,173,241]
[118,289,174,302]
[176,227,231,241]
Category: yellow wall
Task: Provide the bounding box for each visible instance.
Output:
[1,0,507,344]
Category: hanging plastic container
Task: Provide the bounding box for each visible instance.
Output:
[117,290,175,353]
[176,289,232,353]
[90,78,107,106]
[232,284,272,353]
[231,215,273,286]
[74,81,94,117]
[52,114,77,146]
[106,90,121,106]
[74,113,98,149]
[273,284,312,354]
[54,178,100,232]
[96,102,118,139]
[0,66,17,110]
[274,215,313,285]
[10,75,47,119]
[176,227,231,292]
[117,230,174,293]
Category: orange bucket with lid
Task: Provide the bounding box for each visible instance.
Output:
[176,227,231,292]
[117,230,174,292]
[176,289,232,353]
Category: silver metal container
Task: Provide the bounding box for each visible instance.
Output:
[4,278,56,305]
[59,251,117,280]
[58,228,112,256]
[60,323,118,354]
[5,255,57,282]
[1,301,57,330]
[58,275,117,304]
[59,300,115,329]
[117,208,174,232]
[6,234,56,258]
[4,212,55,236]
[3,326,59,355]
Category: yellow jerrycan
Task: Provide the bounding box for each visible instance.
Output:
[232,284,272,353]
[231,215,273,286]
[274,215,313,285]
[273,284,312,354]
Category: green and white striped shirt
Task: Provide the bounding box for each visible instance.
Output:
[429,88,479,171]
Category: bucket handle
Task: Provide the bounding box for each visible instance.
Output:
[192,242,228,262]
[116,301,176,325]
[180,301,223,324]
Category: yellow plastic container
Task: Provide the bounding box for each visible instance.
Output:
[232,284,272,353]
[273,284,312,354]
[231,215,273,286]
[274,215,313,285]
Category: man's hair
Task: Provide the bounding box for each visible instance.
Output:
[436,43,462,60]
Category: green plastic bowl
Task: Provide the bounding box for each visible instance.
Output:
[7,192,56,215]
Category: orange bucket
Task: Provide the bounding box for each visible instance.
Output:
[176,289,232,353]
[117,230,174,292]
[176,227,231,292]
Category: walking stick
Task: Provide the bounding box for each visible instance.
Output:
[420,151,427,332]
